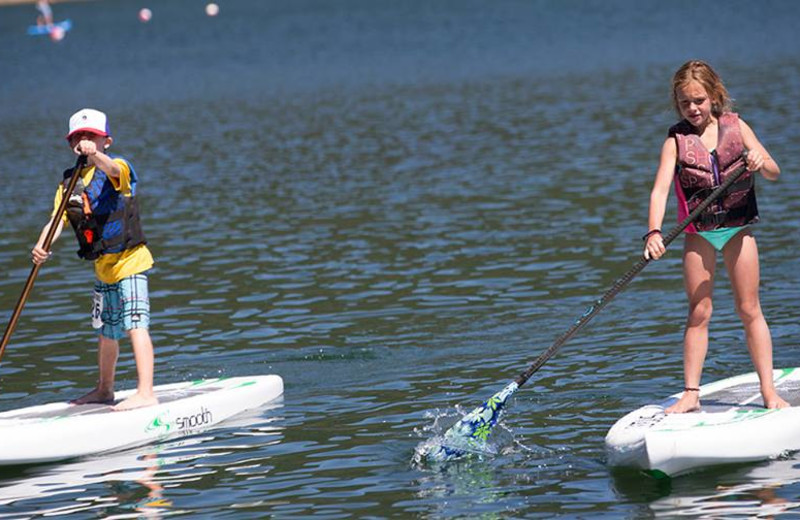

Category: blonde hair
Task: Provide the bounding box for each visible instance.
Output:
[671,60,732,118]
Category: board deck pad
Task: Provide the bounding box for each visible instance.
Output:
[691,380,800,411]
[3,380,241,421]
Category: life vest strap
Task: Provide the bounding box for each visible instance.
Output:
[695,205,752,229]
[686,175,754,208]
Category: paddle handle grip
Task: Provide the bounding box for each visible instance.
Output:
[0,155,87,363]
[515,154,750,387]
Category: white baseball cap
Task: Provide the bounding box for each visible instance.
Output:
[66,108,111,139]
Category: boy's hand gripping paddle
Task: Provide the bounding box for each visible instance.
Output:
[0,155,88,365]
[420,153,751,462]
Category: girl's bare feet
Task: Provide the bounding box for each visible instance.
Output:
[763,390,790,410]
[665,390,701,414]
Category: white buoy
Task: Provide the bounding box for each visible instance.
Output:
[138,8,152,23]
[205,3,219,16]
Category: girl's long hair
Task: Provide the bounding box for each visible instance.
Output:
[671,60,733,118]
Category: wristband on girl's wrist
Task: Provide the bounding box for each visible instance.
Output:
[642,229,662,241]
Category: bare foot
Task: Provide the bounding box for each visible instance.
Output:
[70,387,114,405]
[763,391,790,410]
[112,392,158,411]
[665,392,701,414]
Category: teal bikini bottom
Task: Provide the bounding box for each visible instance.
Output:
[696,225,748,252]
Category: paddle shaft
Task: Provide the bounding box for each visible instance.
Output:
[514,158,750,388]
[0,155,87,363]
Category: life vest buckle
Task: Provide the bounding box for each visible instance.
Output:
[699,210,728,229]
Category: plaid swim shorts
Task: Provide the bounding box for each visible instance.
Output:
[92,273,151,340]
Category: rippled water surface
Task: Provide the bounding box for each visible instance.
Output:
[2,0,800,517]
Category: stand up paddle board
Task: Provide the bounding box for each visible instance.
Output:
[27,19,72,36]
[0,375,283,466]
[606,368,800,478]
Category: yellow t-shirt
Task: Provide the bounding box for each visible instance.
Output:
[53,158,154,284]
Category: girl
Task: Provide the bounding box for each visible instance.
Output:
[643,60,788,414]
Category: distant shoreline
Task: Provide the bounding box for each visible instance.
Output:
[0,0,41,5]
[0,0,87,7]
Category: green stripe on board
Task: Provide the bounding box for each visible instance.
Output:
[646,469,670,480]
[188,377,230,388]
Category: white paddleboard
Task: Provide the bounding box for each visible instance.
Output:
[0,375,283,466]
[606,368,800,477]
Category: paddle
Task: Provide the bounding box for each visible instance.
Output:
[420,153,752,462]
[0,155,88,364]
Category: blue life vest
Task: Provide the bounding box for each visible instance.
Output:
[62,157,147,260]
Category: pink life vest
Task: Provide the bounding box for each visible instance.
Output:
[670,112,758,233]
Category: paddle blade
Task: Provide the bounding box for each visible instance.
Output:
[415,381,519,463]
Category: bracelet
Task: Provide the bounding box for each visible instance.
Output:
[642,229,662,242]
[683,387,700,392]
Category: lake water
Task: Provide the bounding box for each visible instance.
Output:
[2,0,800,517]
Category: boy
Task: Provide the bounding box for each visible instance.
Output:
[32,108,158,411]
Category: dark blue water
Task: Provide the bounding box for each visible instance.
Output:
[2,0,800,517]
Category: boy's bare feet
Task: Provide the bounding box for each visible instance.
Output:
[70,387,114,405]
[112,392,158,411]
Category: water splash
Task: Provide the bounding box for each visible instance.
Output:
[413,381,518,464]
[413,433,498,466]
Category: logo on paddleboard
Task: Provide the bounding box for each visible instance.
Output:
[144,407,214,435]
[176,407,213,431]
[145,413,172,435]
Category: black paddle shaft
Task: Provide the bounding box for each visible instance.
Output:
[515,156,750,387]
[0,155,88,363]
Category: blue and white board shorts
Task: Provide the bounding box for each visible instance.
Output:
[92,273,150,340]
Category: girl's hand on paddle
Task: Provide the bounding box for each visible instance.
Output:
[744,149,765,172]
[643,233,665,260]
[31,244,52,265]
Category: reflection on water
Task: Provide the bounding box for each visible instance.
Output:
[0,405,283,518]
[649,459,800,518]
[611,459,800,518]
[0,444,180,517]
